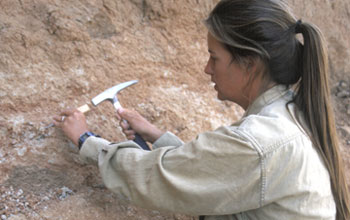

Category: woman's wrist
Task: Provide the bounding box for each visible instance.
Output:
[146,126,165,143]
[78,131,100,149]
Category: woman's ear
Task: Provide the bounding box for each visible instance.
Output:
[245,56,259,74]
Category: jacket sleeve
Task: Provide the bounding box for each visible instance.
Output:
[152,131,184,149]
[79,127,262,216]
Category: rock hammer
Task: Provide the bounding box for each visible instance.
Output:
[91,80,150,150]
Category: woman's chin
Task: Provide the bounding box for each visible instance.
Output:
[217,93,226,101]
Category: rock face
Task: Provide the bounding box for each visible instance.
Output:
[0,0,349,219]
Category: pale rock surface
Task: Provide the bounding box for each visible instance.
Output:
[0,0,349,219]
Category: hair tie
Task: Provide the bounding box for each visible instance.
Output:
[295,19,303,34]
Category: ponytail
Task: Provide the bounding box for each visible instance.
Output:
[205,1,350,218]
[294,21,350,220]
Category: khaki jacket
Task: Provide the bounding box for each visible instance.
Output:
[80,85,336,220]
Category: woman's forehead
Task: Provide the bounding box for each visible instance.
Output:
[207,32,229,55]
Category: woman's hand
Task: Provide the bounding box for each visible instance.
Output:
[117,108,164,144]
[53,109,89,146]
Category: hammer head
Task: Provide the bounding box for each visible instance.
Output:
[91,80,138,106]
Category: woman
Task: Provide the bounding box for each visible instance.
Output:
[54,0,350,219]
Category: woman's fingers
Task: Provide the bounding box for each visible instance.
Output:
[53,115,63,123]
[119,119,130,130]
[119,119,136,140]
[117,108,164,143]
[60,108,75,117]
[53,108,89,146]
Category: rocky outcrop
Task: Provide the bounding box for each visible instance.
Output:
[0,0,349,219]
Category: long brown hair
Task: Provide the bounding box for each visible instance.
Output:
[205,0,350,219]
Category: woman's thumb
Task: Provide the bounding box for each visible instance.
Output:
[117,107,125,117]
[117,107,132,120]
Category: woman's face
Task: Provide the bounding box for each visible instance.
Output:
[204,32,253,109]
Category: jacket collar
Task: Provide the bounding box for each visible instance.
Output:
[243,85,290,117]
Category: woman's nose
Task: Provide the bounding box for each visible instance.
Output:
[204,60,212,75]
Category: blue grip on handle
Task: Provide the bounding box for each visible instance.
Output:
[134,133,150,150]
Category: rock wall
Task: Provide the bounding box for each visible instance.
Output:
[0,0,349,219]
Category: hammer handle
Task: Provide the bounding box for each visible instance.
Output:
[121,119,150,150]
[134,133,151,151]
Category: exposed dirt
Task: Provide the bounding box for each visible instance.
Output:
[0,0,349,219]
